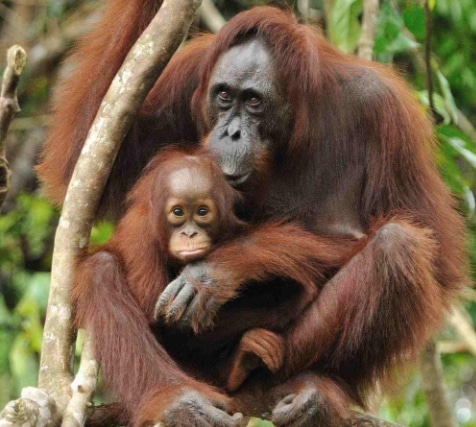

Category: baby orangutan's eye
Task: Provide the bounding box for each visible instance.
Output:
[172,207,184,217]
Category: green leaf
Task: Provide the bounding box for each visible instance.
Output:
[438,124,476,153]
[403,3,426,40]
[463,185,475,214]
[416,91,451,124]
[16,194,56,258]
[446,137,476,169]
[374,1,420,59]
[14,273,50,352]
[9,335,39,390]
[90,221,115,245]
[247,418,275,427]
[0,329,15,373]
[436,70,459,124]
[328,0,363,53]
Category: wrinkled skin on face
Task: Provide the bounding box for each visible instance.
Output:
[204,39,293,187]
[165,166,221,263]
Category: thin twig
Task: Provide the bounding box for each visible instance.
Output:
[424,0,438,121]
[0,44,26,210]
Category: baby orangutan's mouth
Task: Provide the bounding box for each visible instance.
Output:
[177,248,209,262]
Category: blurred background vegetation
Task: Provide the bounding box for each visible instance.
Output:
[0,0,475,425]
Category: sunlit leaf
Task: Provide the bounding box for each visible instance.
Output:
[438,124,476,153]
[463,185,476,215]
[90,221,115,245]
[416,91,451,124]
[446,137,476,169]
[328,0,362,53]
[247,418,275,427]
[436,70,459,124]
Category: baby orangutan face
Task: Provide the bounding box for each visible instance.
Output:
[165,165,222,263]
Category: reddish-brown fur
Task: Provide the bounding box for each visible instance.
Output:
[72,147,360,424]
[39,3,467,426]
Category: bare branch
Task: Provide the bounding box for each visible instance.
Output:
[447,305,476,356]
[38,0,202,413]
[199,0,225,33]
[0,388,59,427]
[0,44,26,209]
[298,0,310,22]
[419,341,458,427]
[439,341,470,354]
[297,0,322,22]
[62,333,99,427]
[358,0,379,60]
[344,413,404,427]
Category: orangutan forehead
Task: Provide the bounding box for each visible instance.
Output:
[212,39,278,93]
[166,164,214,198]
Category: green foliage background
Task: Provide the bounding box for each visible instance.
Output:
[0,0,475,425]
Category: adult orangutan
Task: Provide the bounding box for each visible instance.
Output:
[37,3,467,427]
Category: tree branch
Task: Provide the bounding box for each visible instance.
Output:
[199,0,225,33]
[61,333,98,427]
[358,0,379,60]
[0,44,26,209]
[38,0,202,415]
[0,388,59,427]
[419,341,457,427]
[447,305,476,357]
[344,412,404,427]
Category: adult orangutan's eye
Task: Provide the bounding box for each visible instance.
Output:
[247,96,261,106]
[218,91,231,102]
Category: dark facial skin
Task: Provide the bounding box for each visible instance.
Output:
[165,166,221,263]
[204,39,292,187]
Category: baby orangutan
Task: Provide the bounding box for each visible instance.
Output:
[155,148,286,390]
